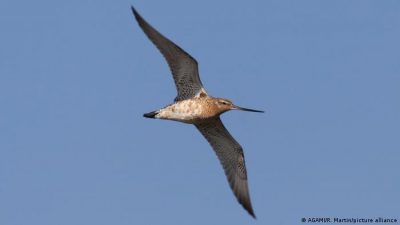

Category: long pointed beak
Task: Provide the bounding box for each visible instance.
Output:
[233,105,264,113]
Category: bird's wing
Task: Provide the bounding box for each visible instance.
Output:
[195,117,256,218]
[131,7,207,102]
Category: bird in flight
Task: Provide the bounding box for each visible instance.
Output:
[131,6,263,218]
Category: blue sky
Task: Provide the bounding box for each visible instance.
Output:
[1,0,399,224]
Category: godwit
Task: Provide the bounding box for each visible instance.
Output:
[131,6,263,218]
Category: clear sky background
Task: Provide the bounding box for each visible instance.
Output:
[1,1,399,224]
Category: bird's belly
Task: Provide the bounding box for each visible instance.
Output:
[156,101,205,123]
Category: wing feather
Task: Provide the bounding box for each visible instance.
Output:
[195,117,256,218]
[131,7,207,101]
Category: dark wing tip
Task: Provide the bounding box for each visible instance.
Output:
[246,205,256,219]
[238,194,256,218]
[131,6,141,21]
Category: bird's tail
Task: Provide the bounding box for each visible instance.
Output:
[143,110,158,119]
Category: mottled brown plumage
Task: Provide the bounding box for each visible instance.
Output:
[155,96,237,123]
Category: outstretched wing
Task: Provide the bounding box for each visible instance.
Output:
[131,6,207,101]
[195,117,256,218]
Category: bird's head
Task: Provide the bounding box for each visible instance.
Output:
[215,98,264,114]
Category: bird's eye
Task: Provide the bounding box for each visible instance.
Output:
[221,101,228,105]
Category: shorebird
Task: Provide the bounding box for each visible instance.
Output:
[131,6,263,218]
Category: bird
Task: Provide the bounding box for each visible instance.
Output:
[131,6,263,218]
